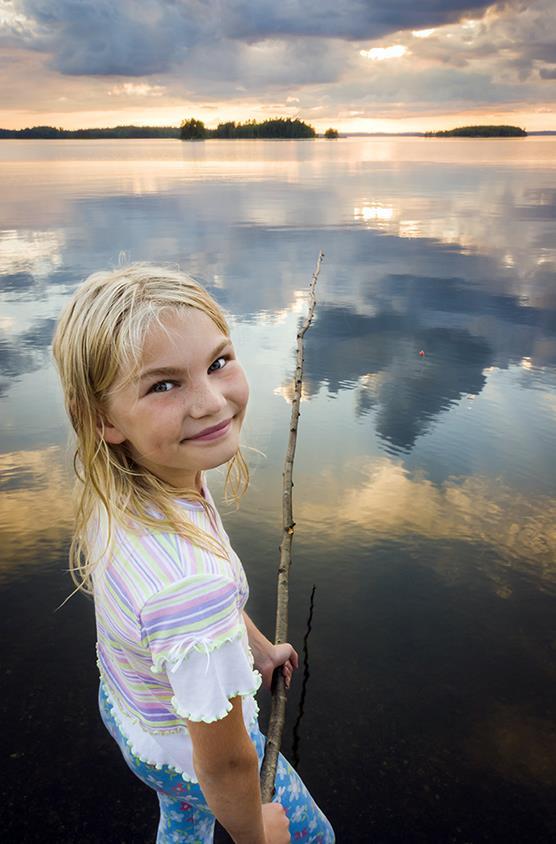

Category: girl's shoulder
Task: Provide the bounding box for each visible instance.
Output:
[91,486,237,606]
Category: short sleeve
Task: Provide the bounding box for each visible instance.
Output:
[140,574,261,722]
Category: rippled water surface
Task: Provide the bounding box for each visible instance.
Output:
[1,138,555,842]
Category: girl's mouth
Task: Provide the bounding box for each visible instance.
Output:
[184,418,233,442]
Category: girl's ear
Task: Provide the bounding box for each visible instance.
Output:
[97,414,126,445]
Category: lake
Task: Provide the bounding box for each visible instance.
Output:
[1,137,555,842]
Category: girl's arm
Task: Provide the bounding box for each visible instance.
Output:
[187,696,289,844]
[243,611,299,690]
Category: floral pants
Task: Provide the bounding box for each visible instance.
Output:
[99,684,335,843]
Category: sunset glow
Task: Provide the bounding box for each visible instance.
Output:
[360,45,408,61]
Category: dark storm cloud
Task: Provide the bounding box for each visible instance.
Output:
[12,0,497,77]
[219,0,496,41]
[17,0,204,75]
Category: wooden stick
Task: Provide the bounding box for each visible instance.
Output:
[260,250,324,802]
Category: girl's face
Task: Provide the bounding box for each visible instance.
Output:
[102,308,249,492]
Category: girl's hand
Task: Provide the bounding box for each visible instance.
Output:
[262,803,291,843]
[242,613,298,691]
[258,642,299,691]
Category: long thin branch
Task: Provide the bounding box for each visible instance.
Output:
[260,250,324,802]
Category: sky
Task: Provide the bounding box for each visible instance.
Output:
[0,0,555,133]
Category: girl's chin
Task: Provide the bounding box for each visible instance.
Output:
[187,439,241,470]
[206,443,240,469]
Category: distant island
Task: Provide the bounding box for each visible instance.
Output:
[425,125,527,137]
[179,117,316,139]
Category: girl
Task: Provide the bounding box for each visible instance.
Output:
[52,264,335,844]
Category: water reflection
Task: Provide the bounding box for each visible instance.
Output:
[295,458,556,590]
[0,446,73,574]
[468,705,556,788]
[1,442,554,598]
[0,316,57,396]
[1,141,555,302]
[0,229,65,283]
[1,138,555,840]
[352,182,556,279]
[277,272,556,453]
[300,304,492,451]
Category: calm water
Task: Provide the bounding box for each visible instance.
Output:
[1,138,555,842]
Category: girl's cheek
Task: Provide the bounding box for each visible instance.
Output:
[238,387,249,415]
[237,370,250,407]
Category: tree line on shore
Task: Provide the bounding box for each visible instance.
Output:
[0,118,341,140]
[3,121,527,141]
[0,124,179,139]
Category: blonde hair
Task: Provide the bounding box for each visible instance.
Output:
[52,263,248,595]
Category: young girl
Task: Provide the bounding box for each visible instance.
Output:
[53,264,335,844]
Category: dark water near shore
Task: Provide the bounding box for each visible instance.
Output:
[1,137,555,842]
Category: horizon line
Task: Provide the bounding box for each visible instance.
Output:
[2,124,554,137]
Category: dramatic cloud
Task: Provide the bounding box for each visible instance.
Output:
[0,0,555,129]
[4,0,202,75]
[215,0,498,42]
[4,0,500,77]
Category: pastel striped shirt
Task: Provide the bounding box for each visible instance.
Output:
[91,484,261,779]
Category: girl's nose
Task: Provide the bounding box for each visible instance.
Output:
[188,379,227,418]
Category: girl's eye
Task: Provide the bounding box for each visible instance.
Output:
[208,356,228,373]
[149,380,177,394]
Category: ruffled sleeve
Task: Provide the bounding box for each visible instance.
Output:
[140,574,261,723]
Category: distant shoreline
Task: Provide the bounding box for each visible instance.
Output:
[0,126,554,140]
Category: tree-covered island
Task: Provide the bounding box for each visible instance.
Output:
[425,125,527,137]
[179,117,316,139]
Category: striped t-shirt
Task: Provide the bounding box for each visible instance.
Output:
[91,483,261,769]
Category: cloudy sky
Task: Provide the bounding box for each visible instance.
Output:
[1,0,555,132]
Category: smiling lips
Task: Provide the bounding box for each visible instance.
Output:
[185,418,233,442]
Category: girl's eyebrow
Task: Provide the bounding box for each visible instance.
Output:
[137,339,232,382]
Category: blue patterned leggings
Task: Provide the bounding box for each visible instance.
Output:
[99,684,335,843]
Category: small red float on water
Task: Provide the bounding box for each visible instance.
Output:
[419,350,425,357]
